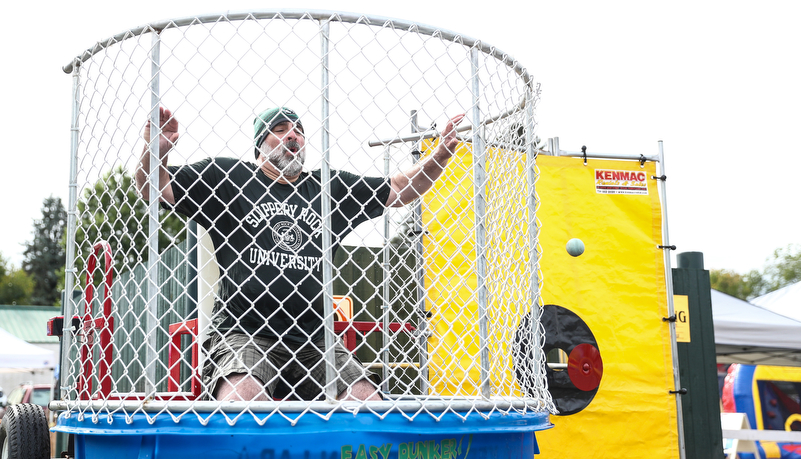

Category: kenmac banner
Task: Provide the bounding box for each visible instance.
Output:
[421,143,679,459]
[534,155,677,459]
[595,169,649,195]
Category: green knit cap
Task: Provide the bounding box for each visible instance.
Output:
[253,107,303,159]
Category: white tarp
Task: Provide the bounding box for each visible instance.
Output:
[752,281,801,321]
[712,289,801,367]
[0,327,55,372]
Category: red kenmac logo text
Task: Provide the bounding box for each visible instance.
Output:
[595,170,647,182]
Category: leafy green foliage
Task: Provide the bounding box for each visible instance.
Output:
[762,244,801,292]
[709,269,765,301]
[73,166,186,280]
[22,196,67,305]
[711,243,800,300]
[0,254,34,305]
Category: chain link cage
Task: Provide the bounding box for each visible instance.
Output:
[55,10,554,426]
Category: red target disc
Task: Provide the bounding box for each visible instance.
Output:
[567,343,603,392]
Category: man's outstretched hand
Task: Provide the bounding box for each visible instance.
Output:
[438,114,465,157]
[143,106,179,155]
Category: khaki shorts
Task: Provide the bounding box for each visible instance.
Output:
[203,333,375,400]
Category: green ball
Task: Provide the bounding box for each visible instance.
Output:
[566,238,585,257]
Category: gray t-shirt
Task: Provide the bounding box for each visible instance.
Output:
[165,157,391,343]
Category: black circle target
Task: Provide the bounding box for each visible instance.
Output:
[514,304,603,415]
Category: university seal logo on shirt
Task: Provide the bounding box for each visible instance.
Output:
[272,220,303,252]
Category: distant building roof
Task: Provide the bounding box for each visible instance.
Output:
[0,305,61,344]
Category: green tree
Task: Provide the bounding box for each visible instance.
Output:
[72,166,186,279]
[22,196,67,305]
[54,266,66,308]
[711,243,800,300]
[0,254,34,305]
[710,269,765,301]
[762,244,801,292]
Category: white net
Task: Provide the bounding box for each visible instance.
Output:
[56,11,554,424]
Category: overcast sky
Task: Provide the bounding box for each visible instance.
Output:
[1,0,798,275]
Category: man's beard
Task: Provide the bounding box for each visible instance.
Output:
[267,140,305,177]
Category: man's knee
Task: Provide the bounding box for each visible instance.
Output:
[214,373,271,401]
[337,378,382,401]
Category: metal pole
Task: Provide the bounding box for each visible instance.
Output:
[145,31,162,395]
[367,104,510,148]
[471,48,491,399]
[381,145,391,394]
[50,397,534,414]
[657,141,686,459]
[410,116,430,395]
[557,151,660,163]
[524,85,544,391]
[187,220,198,319]
[60,63,81,397]
[183,220,199,390]
[319,19,338,402]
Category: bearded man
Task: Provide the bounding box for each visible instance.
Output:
[136,106,463,402]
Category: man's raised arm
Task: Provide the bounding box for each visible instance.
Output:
[136,106,178,205]
[386,114,465,208]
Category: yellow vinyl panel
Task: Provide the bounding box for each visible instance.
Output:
[534,155,678,459]
[422,143,680,457]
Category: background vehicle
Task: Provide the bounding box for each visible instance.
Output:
[0,384,52,456]
[3,383,51,421]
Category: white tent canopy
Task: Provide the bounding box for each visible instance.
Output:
[752,281,801,321]
[712,289,801,367]
[0,327,55,372]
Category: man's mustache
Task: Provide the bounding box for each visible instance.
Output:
[283,140,302,153]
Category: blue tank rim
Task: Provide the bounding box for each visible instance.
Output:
[53,410,552,437]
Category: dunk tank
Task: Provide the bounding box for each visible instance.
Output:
[48,10,555,458]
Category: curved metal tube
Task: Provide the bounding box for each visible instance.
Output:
[61,9,532,87]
